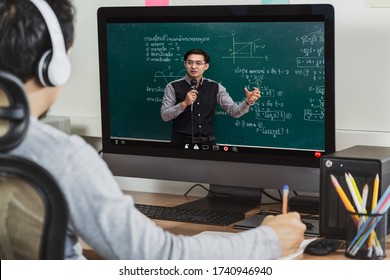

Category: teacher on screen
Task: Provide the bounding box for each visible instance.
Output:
[160,48,261,146]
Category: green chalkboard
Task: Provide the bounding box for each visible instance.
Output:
[107,21,325,151]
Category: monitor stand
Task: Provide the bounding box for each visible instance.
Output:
[175,184,262,213]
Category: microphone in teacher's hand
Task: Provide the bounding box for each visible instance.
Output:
[191,78,197,89]
[190,78,197,111]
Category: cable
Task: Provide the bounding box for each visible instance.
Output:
[183,183,208,196]
[183,183,263,206]
[190,81,197,144]
[183,183,237,199]
[191,106,195,144]
[260,189,282,203]
[260,189,299,203]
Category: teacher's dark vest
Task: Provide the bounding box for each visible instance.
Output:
[172,78,218,137]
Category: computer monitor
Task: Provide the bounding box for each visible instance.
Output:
[97,4,335,213]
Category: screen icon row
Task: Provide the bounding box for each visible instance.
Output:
[184,144,238,152]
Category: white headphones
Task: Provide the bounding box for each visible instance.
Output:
[30,0,71,87]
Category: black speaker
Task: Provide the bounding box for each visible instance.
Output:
[320,145,390,238]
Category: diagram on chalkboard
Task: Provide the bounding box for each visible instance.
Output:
[223,32,266,64]
[154,67,187,84]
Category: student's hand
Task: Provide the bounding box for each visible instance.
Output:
[261,212,306,257]
[244,87,261,105]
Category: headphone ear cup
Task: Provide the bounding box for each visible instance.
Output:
[37,49,71,87]
[0,71,30,152]
[37,50,53,87]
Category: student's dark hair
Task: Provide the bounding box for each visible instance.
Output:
[184,48,210,64]
[0,0,75,83]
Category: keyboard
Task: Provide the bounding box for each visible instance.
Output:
[135,203,245,226]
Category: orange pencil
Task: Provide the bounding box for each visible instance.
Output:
[330,174,359,225]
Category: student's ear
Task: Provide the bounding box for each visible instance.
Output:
[204,63,209,70]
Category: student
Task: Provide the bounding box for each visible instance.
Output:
[1,0,306,260]
[161,48,261,145]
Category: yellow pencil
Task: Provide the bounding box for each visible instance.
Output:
[367,174,379,257]
[345,173,362,213]
[348,173,362,205]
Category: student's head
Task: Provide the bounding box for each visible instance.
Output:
[0,0,75,84]
[183,49,210,80]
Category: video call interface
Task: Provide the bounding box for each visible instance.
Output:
[105,19,328,159]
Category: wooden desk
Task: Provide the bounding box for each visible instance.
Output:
[83,190,390,260]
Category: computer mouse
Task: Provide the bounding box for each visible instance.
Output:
[302,221,314,229]
[304,239,344,256]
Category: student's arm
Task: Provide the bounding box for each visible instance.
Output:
[61,138,283,260]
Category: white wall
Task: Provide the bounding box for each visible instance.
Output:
[51,0,390,193]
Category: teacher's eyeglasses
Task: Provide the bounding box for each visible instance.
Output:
[186,60,206,67]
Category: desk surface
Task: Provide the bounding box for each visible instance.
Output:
[82,190,390,260]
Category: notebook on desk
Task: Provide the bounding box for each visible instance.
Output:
[233,214,320,237]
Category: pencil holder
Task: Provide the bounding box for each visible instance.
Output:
[345,211,387,260]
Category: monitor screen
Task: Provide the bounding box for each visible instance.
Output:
[97,4,335,211]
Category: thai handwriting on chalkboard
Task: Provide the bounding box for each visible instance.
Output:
[144,35,211,63]
[297,30,324,45]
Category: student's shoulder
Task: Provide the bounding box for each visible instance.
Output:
[30,118,88,152]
